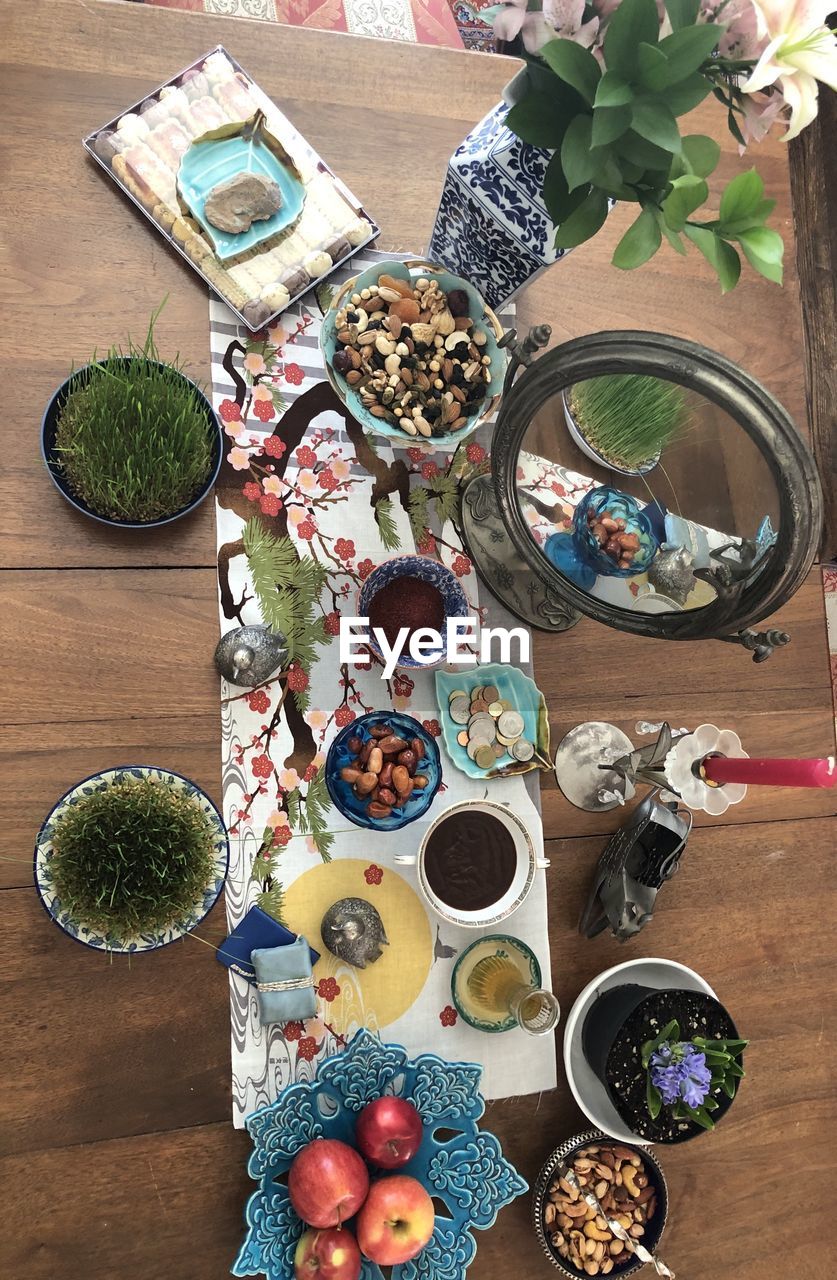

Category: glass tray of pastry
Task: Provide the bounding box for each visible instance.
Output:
[84,47,379,332]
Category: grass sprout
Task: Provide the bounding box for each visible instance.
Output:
[49,776,219,938]
[54,311,215,522]
[570,374,689,471]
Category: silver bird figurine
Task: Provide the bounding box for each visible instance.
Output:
[214,624,288,687]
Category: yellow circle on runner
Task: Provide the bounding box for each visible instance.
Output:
[284,858,433,1032]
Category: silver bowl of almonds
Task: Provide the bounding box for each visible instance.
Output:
[320,258,506,448]
[532,1130,669,1277]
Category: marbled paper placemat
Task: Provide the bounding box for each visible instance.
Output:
[210,250,556,1126]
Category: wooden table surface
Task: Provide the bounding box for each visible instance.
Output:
[2,3,835,1279]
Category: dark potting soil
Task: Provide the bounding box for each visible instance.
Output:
[606,988,740,1143]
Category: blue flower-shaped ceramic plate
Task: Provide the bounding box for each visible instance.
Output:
[320,259,506,449]
[325,712,442,831]
[34,765,229,954]
[233,1028,528,1280]
[435,663,551,780]
[177,114,306,261]
[358,555,471,671]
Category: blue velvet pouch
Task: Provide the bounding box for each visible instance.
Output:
[216,906,319,984]
[252,935,317,1025]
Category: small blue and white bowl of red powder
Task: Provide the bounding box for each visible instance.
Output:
[357,554,473,671]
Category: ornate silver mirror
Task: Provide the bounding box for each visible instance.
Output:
[462,331,823,659]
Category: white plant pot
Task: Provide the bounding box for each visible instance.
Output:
[562,957,717,1145]
[562,389,661,477]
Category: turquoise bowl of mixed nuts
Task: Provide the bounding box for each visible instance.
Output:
[320,258,506,448]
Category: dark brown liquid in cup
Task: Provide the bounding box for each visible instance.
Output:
[424,810,517,911]
[368,576,445,649]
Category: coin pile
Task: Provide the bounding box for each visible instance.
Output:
[446,683,534,770]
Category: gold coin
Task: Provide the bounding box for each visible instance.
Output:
[475,744,496,770]
[471,685,484,702]
[448,689,468,703]
[497,732,518,747]
[488,701,504,718]
[457,730,469,747]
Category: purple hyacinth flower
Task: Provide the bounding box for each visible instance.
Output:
[650,1041,712,1110]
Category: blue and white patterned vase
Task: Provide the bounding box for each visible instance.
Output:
[428,72,569,310]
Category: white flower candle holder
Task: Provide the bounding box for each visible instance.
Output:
[662,723,749,815]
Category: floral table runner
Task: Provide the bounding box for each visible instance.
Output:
[211,250,556,1126]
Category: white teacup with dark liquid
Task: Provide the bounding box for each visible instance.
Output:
[395,799,557,1033]
[394,798,549,927]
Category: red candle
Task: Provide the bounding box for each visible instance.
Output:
[703,755,837,788]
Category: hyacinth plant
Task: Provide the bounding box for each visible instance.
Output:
[642,1018,748,1130]
[485,0,837,290]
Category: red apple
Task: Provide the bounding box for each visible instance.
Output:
[293,1227,362,1280]
[288,1139,370,1229]
[356,1175,435,1265]
[356,1097,423,1169]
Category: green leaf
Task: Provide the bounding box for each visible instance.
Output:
[561,115,595,191]
[665,72,713,115]
[719,168,764,224]
[541,38,601,106]
[660,219,687,255]
[724,1059,746,1078]
[592,105,633,148]
[554,189,610,248]
[250,856,274,882]
[613,207,662,270]
[257,883,286,923]
[373,496,400,551]
[665,0,700,29]
[737,225,784,264]
[684,224,742,292]
[543,152,590,224]
[595,71,633,107]
[646,1075,662,1120]
[604,0,661,79]
[686,1104,716,1131]
[722,1076,737,1098]
[648,24,724,89]
[616,129,674,172]
[637,42,669,89]
[720,198,776,234]
[632,99,682,153]
[407,485,429,544]
[711,1038,749,1053]
[680,134,721,177]
[662,174,708,230]
[703,1095,720,1111]
[506,92,569,149]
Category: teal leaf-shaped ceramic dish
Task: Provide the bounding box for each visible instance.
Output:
[319,258,507,450]
[233,1028,527,1280]
[435,663,551,780]
[177,112,305,260]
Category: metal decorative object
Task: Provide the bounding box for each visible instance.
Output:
[461,474,580,632]
[553,722,637,812]
[214,624,287,687]
[468,329,823,656]
[646,545,697,606]
[579,791,692,942]
[320,897,389,969]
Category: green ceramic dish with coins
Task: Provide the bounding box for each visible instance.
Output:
[434,663,551,780]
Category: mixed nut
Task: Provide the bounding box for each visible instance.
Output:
[585,507,642,569]
[331,272,495,438]
[543,1143,658,1276]
[340,721,430,821]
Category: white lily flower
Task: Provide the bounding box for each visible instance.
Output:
[743,1,837,140]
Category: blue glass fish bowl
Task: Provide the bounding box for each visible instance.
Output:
[544,486,659,590]
[232,1028,528,1280]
